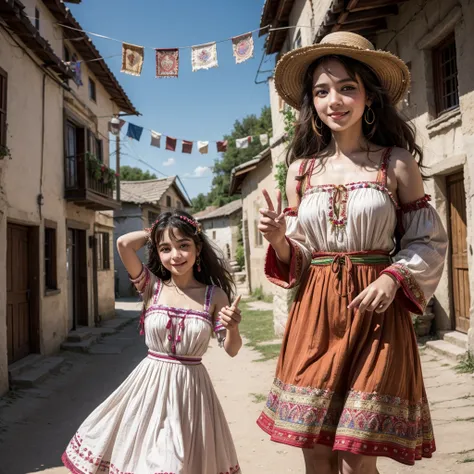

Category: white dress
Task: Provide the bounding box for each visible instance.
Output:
[62,274,241,474]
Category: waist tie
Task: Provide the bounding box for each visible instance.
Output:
[311,251,391,297]
[147,350,202,365]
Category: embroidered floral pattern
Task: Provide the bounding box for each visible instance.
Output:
[283,206,298,217]
[381,263,426,314]
[305,181,400,211]
[257,379,435,466]
[400,194,431,213]
[63,433,240,473]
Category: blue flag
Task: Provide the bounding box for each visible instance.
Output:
[126,123,144,141]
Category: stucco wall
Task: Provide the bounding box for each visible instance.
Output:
[114,203,145,297]
[241,158,274,296]
[373,0,474,350]
[0,30,66,393]
[0,3,128,394]
[95,211,115,321]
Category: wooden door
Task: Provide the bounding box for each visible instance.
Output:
[67,228,89,329]
[447,172,470,333]
[6,224,31,363]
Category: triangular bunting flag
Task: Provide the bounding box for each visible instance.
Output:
[126,123,143,141]
[259,134,269,146]
[166,136,177,151]
[217,140,228,152]
[198,141,209,154]
[232,32,254,64]
[182,140,193,154]
[121,43,144,76]
[150,131,162,148]
[156,49,179,78]
[192,42,218,72]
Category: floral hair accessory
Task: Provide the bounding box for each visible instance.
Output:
[178,215,202,235]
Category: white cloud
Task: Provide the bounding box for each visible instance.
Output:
[163,157,175,167]
[194,166,210,177]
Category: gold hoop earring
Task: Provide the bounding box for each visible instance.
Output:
[195,256,201,273]
[364,107,375,125]
[311,115,323,136]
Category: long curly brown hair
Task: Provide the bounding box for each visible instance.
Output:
[286,54,424,175]
[146,210,235,302]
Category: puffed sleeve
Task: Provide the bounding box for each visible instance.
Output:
[264,207,312,289]
[381,195,448,314]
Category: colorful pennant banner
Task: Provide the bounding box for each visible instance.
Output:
[124,122,269,155]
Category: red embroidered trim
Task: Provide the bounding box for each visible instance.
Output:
[305,181,400,210]
[328,185,349,228]
[381,263,426,314]
[63,436,240,474]
[376,147,393,187]
[258,380,436,466]
[400,194,431,213]
[264,238,305,289]
[283,206,298,217]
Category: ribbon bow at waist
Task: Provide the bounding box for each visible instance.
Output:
[311,251,391,297]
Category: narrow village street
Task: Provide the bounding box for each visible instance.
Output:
[0,300,473,474]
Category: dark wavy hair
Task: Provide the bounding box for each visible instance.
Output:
[146,210,235,302]
[286,54,424,175]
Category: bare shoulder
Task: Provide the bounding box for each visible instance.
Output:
[211,286,230,308]
[389,147,420,174]
[389,147,425,202]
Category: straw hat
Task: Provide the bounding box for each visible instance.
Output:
[274,31,410,110]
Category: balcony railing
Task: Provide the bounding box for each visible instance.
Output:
[64,154,119,210]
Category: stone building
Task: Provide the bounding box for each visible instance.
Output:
[0,0,138,394]
[194,200,243,265]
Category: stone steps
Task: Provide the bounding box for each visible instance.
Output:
[61,317,136,353]
[425,339,467,361]
[8,354,65,388]
[440,331,468,350]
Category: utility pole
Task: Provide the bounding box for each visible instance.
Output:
[116,134,121,202]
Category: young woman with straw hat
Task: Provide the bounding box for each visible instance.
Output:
[257,31,448,474]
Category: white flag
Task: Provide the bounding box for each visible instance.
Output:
[259,134,269,146]
[198,141,209,154]
[192,42,218,72]
[236,136,251,149]
[150,130,162,148]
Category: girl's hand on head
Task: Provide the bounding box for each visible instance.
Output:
[218,295,242,330]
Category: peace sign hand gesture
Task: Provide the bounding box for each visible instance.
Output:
[258,189,287,247]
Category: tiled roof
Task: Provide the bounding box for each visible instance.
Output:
[42,0,138,115]
[120,177,191,207]
[195,200,242,221]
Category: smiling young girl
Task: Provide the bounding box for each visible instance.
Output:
[62,210,242,474]
[257,32,448,474]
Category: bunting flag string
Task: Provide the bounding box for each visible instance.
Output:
[53,22,278,81]
[123,121,269,155]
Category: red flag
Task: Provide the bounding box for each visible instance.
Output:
[166,136,177,151]
[217,140,228,152]
[182,140,193,154]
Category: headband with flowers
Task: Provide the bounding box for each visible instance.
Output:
[145,214,202,242]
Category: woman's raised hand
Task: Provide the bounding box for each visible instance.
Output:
[258,189,287,247]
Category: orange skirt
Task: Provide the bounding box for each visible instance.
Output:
[257,252,435,466]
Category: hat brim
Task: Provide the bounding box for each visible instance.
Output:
[274,44,410,110]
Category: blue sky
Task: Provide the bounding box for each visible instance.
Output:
[70,0,273,200]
